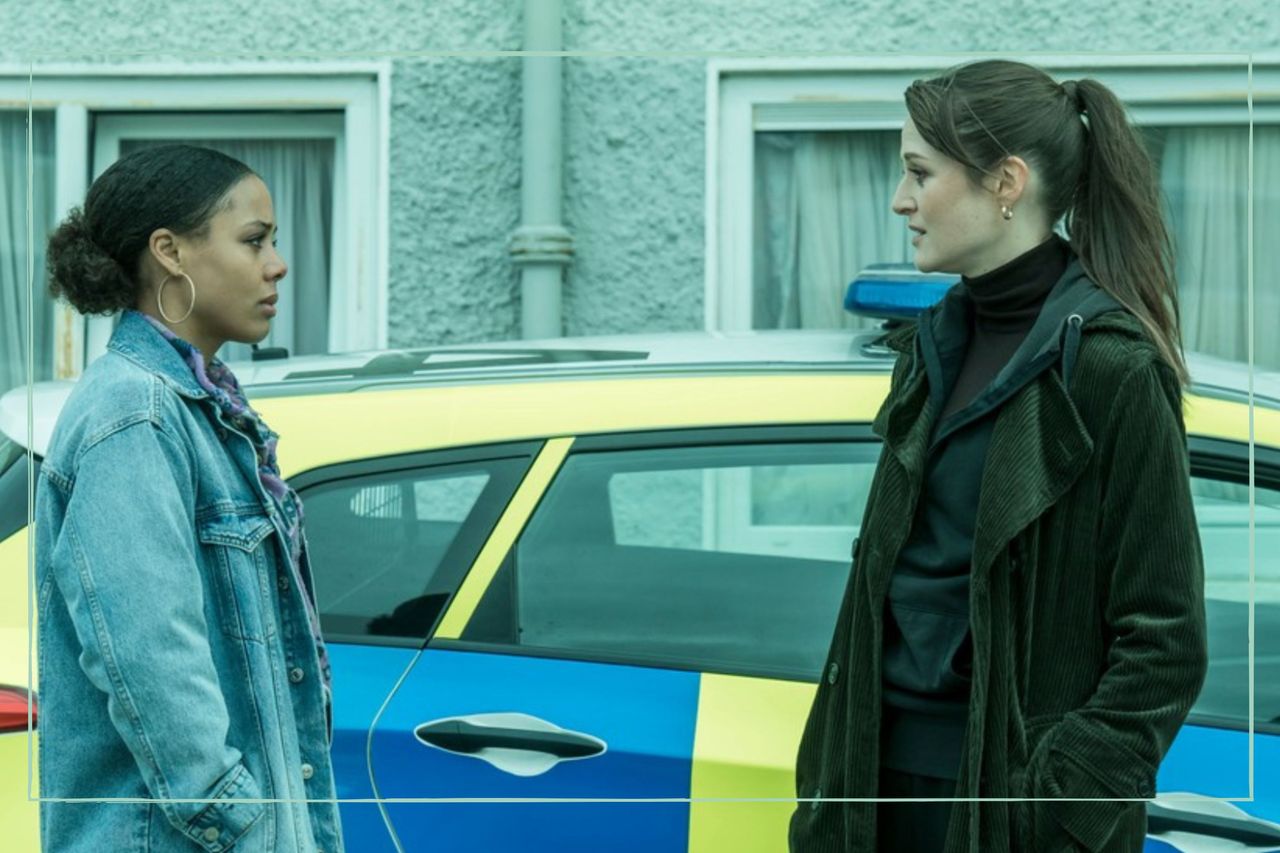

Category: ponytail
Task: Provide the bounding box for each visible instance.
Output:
[1066,79,1188,384]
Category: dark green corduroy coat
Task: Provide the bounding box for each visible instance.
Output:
[789,308,1209,853]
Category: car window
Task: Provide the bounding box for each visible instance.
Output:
[302,457,528,643]
[1189,475,1280,727]
[0,436,35,543]
[462,440,881,679]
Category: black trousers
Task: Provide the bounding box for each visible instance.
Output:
[877,767,958,853]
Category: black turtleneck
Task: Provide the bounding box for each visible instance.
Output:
[939,234,1070,422]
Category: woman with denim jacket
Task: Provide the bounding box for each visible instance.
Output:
[36,145,342,852]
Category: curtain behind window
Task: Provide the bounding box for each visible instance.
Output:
[121,137,335,362]
[754,126,1279,369]
[1159,126,1280,367]
[0,111,54,398]
[754,131,910,331]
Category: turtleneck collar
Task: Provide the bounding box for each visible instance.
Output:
[961,233,1071,333]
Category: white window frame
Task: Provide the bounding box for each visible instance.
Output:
[0,61,391,378]
[703,52,1276,556]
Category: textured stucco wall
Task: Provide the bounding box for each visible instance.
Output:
[3,0,1277,344]
[562,55,708,334]
[386,56,523,348]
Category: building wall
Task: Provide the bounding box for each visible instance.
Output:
[2,0,1277,345]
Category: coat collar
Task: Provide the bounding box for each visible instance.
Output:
[872,261,1132,582]
[107,310,210,401]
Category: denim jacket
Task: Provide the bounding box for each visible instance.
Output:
[36,311,343,853]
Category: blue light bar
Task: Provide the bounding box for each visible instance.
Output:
[844,264,959,320]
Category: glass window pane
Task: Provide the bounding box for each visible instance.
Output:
[465,441,881,679]
[753,130,909,331]
[305,462,517,642]
[1143,125,1274,367]
[1,110,55,398]
[1190,476,1280,725]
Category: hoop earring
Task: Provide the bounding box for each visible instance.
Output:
[157,272,196,324]
[1001,205,1014,221]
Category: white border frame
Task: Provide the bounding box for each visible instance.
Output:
[0,61,392,377]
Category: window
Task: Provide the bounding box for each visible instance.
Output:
[0,109,56,398]
[710,57,1277,365]
[462,436,882,679]
[2,64,388,382]
[0,435,35,544]
[1189,474,1280,728]
[299,451,531,644]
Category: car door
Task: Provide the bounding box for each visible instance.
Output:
[296,442,542,852]
[1144,439,1280,850]
[365,426,883,852]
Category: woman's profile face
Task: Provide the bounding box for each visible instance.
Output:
[891,118,1006,277]
[176,175,288,357]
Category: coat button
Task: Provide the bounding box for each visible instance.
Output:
[289,667,305,684]
[215,426,228,441]
[202,826,220,842]
[826,662,840,685]
[278,573,290,592]
[301,762,315,780]
[811,787,822,810]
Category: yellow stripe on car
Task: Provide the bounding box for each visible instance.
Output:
[1185,394,1280,446]
[688,673,818,852]
[256,375,891,478]
[0,529,35,691]
[434,437,574,639]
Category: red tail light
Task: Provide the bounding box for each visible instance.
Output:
[0,685,36,734]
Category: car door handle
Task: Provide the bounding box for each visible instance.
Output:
[413,712,607,777]
[1147,795,1280,846]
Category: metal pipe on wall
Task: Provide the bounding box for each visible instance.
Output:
[510,0,573,339]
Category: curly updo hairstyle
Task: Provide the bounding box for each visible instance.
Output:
[46,144,256,315]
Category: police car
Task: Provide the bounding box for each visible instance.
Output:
[1,270,1278,852]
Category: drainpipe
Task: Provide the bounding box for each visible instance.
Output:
[510,0,573,339]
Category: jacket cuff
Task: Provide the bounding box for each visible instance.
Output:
[1031,717,1156,851]
[180,763,266,852]
[1050,714,1157,800]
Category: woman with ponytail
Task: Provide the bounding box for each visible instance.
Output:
[790,60,1206,852]
[36,145,343,852]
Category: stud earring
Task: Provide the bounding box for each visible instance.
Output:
[1001,205,1014,221]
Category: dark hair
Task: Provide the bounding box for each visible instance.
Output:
[904,60,1187,384]
[46,144,256,315]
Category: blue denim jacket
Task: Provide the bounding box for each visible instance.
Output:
[36,311,343,853]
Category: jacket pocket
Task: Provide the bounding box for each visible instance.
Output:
[1029,718,1153,852]
[198,507,277,643]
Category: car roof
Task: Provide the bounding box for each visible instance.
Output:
[226,329,898,392]
[1,329,1276,456]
